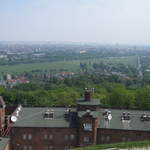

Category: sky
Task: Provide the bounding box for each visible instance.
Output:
[0,0,150,44]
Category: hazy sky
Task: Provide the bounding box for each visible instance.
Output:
[1,0,150,44]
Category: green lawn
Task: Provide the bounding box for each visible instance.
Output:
[71,140,150,150]
[0,56,138,75]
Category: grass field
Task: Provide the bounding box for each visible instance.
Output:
[0,56,138,75]
[71,140,150,150]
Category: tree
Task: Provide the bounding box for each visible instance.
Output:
[109,85,135,108]
[135,86,150,109]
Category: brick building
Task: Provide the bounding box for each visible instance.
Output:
[0,97,6,136]
[5,89,150,150]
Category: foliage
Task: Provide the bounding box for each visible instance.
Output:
[136,86,150,109]
[109,85,135,108]
[0,81,148,109]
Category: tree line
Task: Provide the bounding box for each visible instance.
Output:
[0,82,150,109]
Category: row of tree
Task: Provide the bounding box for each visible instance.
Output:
[0,83,150,109]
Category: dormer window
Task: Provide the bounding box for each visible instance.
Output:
[83,123,92,131]
[44,109,54,119]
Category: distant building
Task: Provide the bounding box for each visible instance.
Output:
[6,75,11,81]
[0,89,150,150]
[6,77,30,88]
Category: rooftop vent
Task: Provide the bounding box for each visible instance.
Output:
[44,109,54,119]
[140,114,150,122]
[103,109,112,121]
[121,112,131,121]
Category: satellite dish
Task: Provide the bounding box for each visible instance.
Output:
[108,114,112,120]
[86,109,91,113]
[11,115,17,122]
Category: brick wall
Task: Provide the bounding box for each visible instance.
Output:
[10,127,77,150]
[97,128,150,144]
[0,108,5,135]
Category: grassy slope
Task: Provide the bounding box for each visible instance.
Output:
[0,56,137,75]
[71,140,150,150]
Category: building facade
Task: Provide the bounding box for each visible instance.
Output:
[1,89,150,150]
[0,97,6,136]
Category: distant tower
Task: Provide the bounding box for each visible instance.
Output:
[78,109,99,147]
[77,88,99,146]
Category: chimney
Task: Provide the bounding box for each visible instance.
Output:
[84,88,94,101]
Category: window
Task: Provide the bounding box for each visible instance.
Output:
[23,134,32,140]
[44,145,53,150]
[127,138,131,141]
[83,123,92,131]
[23,145,27,150]
[49,134,53,140]
[106,136,110,143]
[64,146,69,150]
[23,145,32,150]
[49,146,53,150]
[70,134,75,141]
[65,134,69,141]
[44,134,48,140]
[122,137,126,142]
[44,134,53,140]
[44,145,48,150]
[28,145,32,150]
[23,134,27,140]
[83,136,90,143]
[101,135,104,142]
[28,134,32,140]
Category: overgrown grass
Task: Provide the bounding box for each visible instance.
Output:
[71,140,150,150]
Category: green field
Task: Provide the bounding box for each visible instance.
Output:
[71,140,150,150]
[0,56,138,75]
